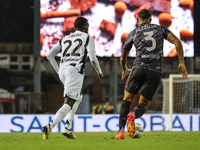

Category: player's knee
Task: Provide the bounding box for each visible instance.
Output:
[64,98,76,108]
[139,98,151,107]
[123,99,132,102]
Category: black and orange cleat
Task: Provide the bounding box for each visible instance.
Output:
[115,130,125,139]
[127,112,135,137]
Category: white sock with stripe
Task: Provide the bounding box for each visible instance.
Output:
[65,95,82,130]
[50,104,71,130]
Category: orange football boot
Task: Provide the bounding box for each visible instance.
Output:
[115,130,125,139]
[127,113,135,137]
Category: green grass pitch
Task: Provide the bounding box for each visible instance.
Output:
[0,131,200,150]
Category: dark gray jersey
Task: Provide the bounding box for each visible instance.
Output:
[123,23,171,73]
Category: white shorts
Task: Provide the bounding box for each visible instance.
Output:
[59,66,84,100]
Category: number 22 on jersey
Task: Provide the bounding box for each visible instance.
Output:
[62,38,83,57]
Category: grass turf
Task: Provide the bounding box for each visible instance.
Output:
[0,131,200,150]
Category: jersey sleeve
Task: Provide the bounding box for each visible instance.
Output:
[88,51,102,74]
[86,35,96,52]
[161,26,171,39]
[46,40,62,73]
[85,35,102,74]
[122,31,134,51]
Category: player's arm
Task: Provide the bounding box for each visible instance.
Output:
[46,42,61,74]
[166,32,188,79]
[88,51,103,79]
[120,49,131,80]
[87,36,103,80]
[120,31,134,79]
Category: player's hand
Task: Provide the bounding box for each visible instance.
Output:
[96,73,103,80]
[121,69,131,80]
[178,63,188,79]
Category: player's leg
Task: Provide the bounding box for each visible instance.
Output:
[119,91,134,129]
[61,66,84,139]
[116,91,134,139]
[42,66,81,140]
[133,95,151,119]
[119,91,133,130]
[116,68,143,139]
[63,94,82,139]
[42,97,75,140]
[65,94,82,130]
[116,91,135,139]
[129,92,140,110]
[52,97,76,128]
[132,70,161,119]
[127,95,150,137]
[127,70,161,137]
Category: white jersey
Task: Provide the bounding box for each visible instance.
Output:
[47,30,102,99]
[58,30,95,74]
[47,30,102,75]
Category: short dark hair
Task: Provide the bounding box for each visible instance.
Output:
[138,9,151,19]
[74,17,88,29]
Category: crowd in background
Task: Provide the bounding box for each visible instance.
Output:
[92,102,114,114]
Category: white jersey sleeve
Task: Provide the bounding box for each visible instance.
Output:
[46,41,61,74]
[86,35,96,52]
[88,51,102,74]
[86,35,102,74]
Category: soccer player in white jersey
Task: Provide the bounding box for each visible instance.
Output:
[42,17,103,139]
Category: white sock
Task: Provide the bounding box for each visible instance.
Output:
[65,95,82,130]
[51,104,71,130]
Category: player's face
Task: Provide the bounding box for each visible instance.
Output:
[82,22,89,33]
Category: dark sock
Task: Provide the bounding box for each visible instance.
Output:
[133,103,147,119]
[119,100,131,131]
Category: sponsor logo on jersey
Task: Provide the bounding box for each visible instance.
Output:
[141,54,160,59]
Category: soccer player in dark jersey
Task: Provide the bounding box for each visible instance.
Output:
[115,9,188,139]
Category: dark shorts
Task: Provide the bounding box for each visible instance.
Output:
[124,68,161,100]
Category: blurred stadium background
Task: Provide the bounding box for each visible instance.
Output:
[0,0,200,133]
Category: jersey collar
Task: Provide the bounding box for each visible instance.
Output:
[139,23,150,26]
